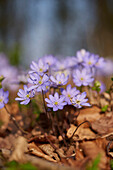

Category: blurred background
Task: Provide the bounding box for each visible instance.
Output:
[0,0,113,67]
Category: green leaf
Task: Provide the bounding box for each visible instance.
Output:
[111,77,113,81]
[101,105,108,112]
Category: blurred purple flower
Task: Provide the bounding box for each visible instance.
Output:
[76,49,90,64]
[43,55,58,67]
[50,73,69,86]
[95,57,105,70]
[61,84,80,104]
[73,68,94,86]
[71,92,91,108]
[83,54,98,68]
[29,58,49,76]
[15,85,34,105]
[0,66,19,91]
[0,88,9,109]
[28,73,50,92]
[45,92,67,111]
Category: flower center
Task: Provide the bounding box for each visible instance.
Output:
[38,80,42,84]
[68,94,71,97]
[54,101,58,105]
[39,68,43,72]
[26,94,30,98]
[88,61,92,65]
[80,77,84,81]
[76,100,80,104]
[0,96,3,103]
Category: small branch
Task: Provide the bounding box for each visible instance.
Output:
[4,105,28,135]
[69,120,91,140]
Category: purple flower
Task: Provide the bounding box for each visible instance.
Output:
[71,92,91,108]
[0,66,19,91]
[43,55,58,67]
[95,57,105,69]
[83,54,98,68]
[73,68,94,86]
[76,49,90,64]
[29,58,49,76]
[28,73,50,92]
[0,88,9,109]
[15,85,34,105]
[61,84,80,104]
[45,92,67,111]
[50,73,69,86]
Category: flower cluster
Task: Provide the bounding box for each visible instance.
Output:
[15,49,112,113]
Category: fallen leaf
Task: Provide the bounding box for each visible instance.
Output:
[9,136,28,163]
[39,144,60,161]
[80,141,108,169]
[77,106,101,126]
[28,142,57,162]
[67,124,96,141]
[91,116,113,135]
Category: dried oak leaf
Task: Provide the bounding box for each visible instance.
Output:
[91,116,113,135]
[39,144,60,161]
[77,106,101,126]
[67,124,96,141]
[28,142,57,162]
[80,141,108,169]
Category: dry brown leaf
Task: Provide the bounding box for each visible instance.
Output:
[80,141,108,169]
[0,134,15,149]
[91,116,113,135]
[77,106,101,126]
[28,142,57,162]
[67,124,96,141]
[9,136,28,163]
[67,157,90,170]
[39,144,60,161]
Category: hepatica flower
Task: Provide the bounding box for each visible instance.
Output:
[45,92,67,111]
[73,68,94,86]
[71,92,91,108]
[76,49,90,64]
[50,73,69,86]
[61,84,80,104]
[15,85,34,105]
[29,58,49,76]
[95,57,105,69]
[28,73,50,92]
[43,55,57,67]
[0,88,9,109]
[83,54,98,68]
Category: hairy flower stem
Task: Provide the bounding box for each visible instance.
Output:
[42,90,49,118]
[56,112,67,146]
[69,120,91,140]
[4,105,28,135]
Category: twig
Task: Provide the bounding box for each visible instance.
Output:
[69,120,91,140]
[4,105,28,135]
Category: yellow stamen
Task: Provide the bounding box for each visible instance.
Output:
[80,77,84,81]
[54,101,58,105]
[88,61,92,65]
[0,98,3,102]
[39,68,43,72]
[26,94,30,98]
